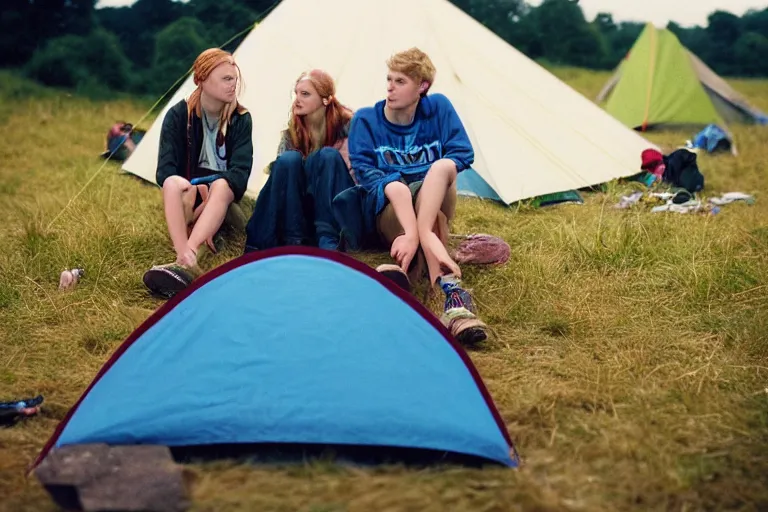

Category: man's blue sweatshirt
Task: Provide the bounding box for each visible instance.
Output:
[348,93,474,217]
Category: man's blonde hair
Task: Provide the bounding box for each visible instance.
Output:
[386,47,436,94]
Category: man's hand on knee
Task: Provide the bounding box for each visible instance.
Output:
[384,180,420,271]
[391,233,419,272]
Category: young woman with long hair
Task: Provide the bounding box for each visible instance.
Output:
[143,48,254,299]
[244,69,355,252]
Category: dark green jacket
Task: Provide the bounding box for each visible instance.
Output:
[156,99,253,202]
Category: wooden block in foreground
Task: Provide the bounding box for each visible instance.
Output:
[34,444,191,512]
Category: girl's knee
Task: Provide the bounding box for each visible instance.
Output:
[162,175,190,193]
[307,147,343,173]
[270,152,304,185]
[315,147,341,161]
[209,178,234,201]
[273,151,304,173]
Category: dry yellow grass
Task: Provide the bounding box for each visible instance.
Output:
[0,69,766,512]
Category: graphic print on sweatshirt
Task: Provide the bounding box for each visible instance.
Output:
[375,139,442,169]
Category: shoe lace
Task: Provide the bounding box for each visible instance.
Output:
[441,281,475,313]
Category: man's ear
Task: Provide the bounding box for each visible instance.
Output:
[419,81,430,94]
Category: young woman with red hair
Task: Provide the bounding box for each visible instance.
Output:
[244,69,355,252]
[142,48,254,299]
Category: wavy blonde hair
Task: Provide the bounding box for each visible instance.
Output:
[387,47,437,96]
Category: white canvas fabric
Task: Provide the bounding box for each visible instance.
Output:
[123,0,657,205]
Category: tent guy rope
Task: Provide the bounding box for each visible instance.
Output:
[45,0,284,231]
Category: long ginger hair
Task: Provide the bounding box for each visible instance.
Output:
[288,69,353,157]
[186,48,246,140]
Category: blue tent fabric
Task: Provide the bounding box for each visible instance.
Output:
[689,124,732,153]
[456,168,503,203]
[34,247,517,469]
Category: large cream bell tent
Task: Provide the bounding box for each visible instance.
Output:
[122,0,658,205]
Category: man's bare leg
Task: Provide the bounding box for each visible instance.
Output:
[415,160,461,284]
[414,166,486,345]
[374,182,421,292]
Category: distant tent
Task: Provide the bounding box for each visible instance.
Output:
[598,23,768,131]
[32,248,518,470]
[122,0,656,206]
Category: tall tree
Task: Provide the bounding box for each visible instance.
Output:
[734,32,768,76]
[240,0,282,17]
[190,0,258,48]
[465,0,527,38]
[705,10,742,75]
[0,0,96,67]
[742,8,768,38]
[531,0,607,68]
[8,0,768,90]
[97,0,189,69]
[147,16,213,94]
[593,12,617,35]
[601,20,644,66]
[449,0,539,55]
[25,28,131,91]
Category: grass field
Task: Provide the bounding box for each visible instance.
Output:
[0,67,766,512]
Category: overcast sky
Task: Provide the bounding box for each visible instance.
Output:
[95,0,768,28]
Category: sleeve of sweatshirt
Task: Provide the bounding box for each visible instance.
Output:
[348,111,403,215]
[155,104,186,188]
[223,111,254,202]
[435,94,474,172]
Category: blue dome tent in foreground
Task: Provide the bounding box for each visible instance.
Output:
[32,247,518,470]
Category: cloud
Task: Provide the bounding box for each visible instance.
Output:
[95,0,139,7]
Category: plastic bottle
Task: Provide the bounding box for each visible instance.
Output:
[59,267,84,290]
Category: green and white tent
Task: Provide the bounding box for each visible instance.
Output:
[597,23,768,131]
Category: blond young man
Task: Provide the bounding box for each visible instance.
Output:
[347,48,488,345]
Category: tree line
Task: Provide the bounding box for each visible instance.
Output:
[2,0,767,97]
